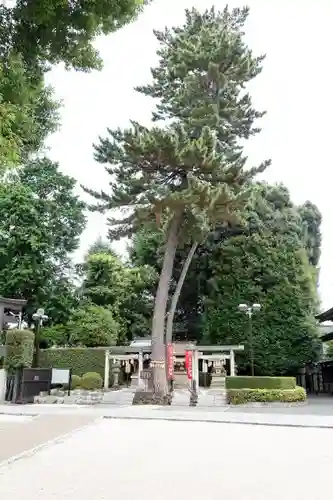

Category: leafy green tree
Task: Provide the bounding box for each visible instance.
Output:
[85,6,269,394]
[130,182,322,376]
[66,304,120,347]
[298,201,322,268]
[0,0,148,168]
[81,243,157,340]
[204,233,320,375]
[0,0,148,72]
[0,54,59,168]
[0,158,86,317]
[42,304,121,348]
[42,276,80,326]
[40,323,68,348]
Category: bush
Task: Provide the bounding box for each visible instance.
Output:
[40,347,107,379]
[227,387,306,405]
[40,324,68,348]
[71,374,81,389]
[81,372,103,390]
[226,376,296,390]
[4,329,35,372]
[67,305,120,347]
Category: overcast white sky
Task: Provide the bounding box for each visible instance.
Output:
[45,0,333,310]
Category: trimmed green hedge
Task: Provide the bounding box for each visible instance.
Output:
[40,348,107,378]
[227,387,306,405]
[226,376,296,390]
[71,374,81,389]
[81,372,103,390]
[4,329,35,372]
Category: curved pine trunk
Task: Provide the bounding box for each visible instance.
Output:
[151,212,182,394]
[165,241,198,346]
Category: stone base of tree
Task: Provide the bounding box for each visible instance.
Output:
[132,390,172,406]
[189,391,198,407]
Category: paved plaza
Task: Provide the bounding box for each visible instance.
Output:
[0,413,97,463]
[0,416,332,499]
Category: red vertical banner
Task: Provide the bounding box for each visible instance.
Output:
[185,350,193,380]
[166,343,174,380]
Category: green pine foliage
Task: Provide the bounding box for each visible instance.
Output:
[87,6,270,241]
[84,7,271,391]
[138,6,265,144]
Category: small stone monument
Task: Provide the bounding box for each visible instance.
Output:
[111,360,121,389]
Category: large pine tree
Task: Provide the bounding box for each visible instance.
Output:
[85,6,269,398]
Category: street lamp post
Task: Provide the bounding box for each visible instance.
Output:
[238,303,261,376]
[32,308,48,367]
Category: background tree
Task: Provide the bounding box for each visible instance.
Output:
[41,304,120,348]
[85,6,269,395]
[80,243,157,341]
[0,0,148,169]
[203,234,320,375]
[130,183,321,374]
[0,0,148,72]
[66,304,120,347]
[0,54,59,168]
[0,158,86,317]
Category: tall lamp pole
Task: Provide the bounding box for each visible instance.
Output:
[238,303,261,376]
[32,308,48,367]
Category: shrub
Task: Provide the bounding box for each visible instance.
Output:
[40,347,107,378]
[40,324,68,348]
[67,305,119,347]
[81,371,103,390]
[227,387,306,405]
[4,329,34,373]
[71,374,81,389]
[226,376,296,390]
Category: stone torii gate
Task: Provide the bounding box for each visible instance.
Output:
[103,345,150,390]
[103,342,244,390]
[186,344,244,390]
[0,297,27,330]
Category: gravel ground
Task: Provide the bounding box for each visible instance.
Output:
[0,418,332,499]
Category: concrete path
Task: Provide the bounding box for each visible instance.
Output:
[0,418,332,499]
[0,414,97,464]
[1,402,333,428]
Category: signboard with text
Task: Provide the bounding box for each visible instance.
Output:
[166,343,174,380]
[185,350,193,380]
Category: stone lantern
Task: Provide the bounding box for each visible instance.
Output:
[111,360,121,389]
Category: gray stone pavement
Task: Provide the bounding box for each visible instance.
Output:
[0,417,332,499]
[1,398,333,428]
[0,413,98,464]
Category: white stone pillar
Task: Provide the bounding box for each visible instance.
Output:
[230,350,235,376]
[104,350,110,390]
[193,350,199,391]
[138,351,143,388]
[0,369,6,402]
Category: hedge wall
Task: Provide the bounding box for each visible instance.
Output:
[5,329,35,373]
[39,348,107,378]
[227,387,306,405]
[226,376,296,390]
